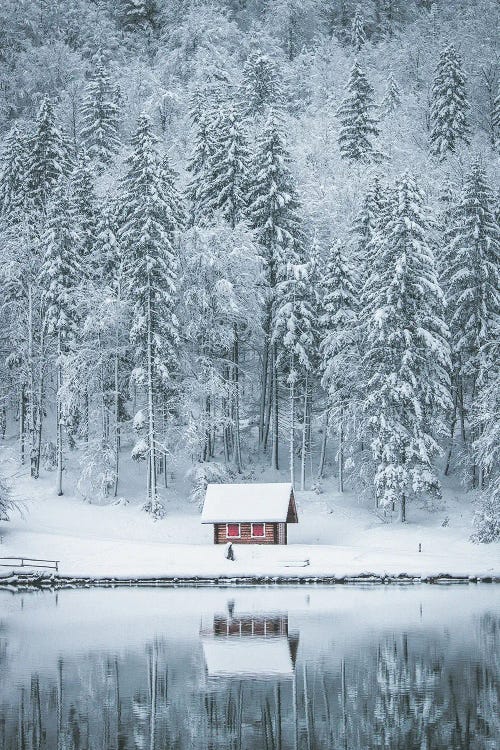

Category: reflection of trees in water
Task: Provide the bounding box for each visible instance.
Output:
[1,630,499,750]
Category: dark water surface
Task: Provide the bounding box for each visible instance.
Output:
[0,585,499,749]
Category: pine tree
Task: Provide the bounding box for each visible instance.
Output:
[430,44,469,159]
[273,255,316,486]
[119,115,180,516]
[39,180,83,495]
[380,71,401,117]
[493,83,500,150]
[71,151,99,265]
[28,97,71,211]
[81,51,121,172]
[202,103,250,228]
[241,51,282,117]
[248,111,305,468]
[0,124,30,220]
[442,162,499,483]
[120,0,158,31]
[351,8,366,52]
[186,94,217,227]
[0,471,12,520]
[320,241,358,492]
[338,61,379,162]
[361,174,450,520]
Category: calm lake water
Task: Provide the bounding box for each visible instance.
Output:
[0,585,499,750]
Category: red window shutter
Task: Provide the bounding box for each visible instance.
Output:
[252,523,265,537]
[227,523,240,538]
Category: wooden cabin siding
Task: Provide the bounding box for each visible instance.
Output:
[214,522,278,544]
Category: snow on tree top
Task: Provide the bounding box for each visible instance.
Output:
[201,483,297,523]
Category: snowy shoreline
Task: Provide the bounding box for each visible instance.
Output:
[2,570,499,592]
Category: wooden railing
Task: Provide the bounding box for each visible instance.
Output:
[0,557,59,572]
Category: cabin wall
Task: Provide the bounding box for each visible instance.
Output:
[214,523,280,545]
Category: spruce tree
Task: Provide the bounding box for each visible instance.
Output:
[81,51,121,172]
[71,151,99,266]
[320,241,358,492]
[338,61,379,162]
[248,111,305,467]
[120,0,158,31]
[241,51,282,117]
[39,180,83,495]
[119,114,180,516]
[430,43,469,159]
[351,8,366,52]
[186,94,216,227]
[28,97,71,211]
[202,102,250,228]
[362,174,450,520]
[0,124,30,220]
[380,72,401,117]
[442,162,499,482]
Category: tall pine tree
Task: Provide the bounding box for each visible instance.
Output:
[28,97,71,212]
[119,115,180,516]
[430,43,469,159]
[81,51,121,172]
[338,61,379,162]
[361,174,450,520]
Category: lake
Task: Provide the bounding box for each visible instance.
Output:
[0,585,499,749]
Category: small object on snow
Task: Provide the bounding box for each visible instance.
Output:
[225,542,235,561]
[418,543,422,553]
[442,516,450,527]
[281,559,310,568]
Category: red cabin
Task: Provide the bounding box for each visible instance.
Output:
[201,482,298,545]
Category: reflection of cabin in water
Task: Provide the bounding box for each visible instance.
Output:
[201,482,298,545]
[201,608,299,679]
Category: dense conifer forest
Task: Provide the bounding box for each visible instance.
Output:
[0,0,498,538]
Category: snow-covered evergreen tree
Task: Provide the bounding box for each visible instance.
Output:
[273,254,316,487]
[120,0,158,31]
[338,61,379,162]
[27,97,71,211]
[202,102,250,229]
[380,71,401,117]
[248,111,305,467]
[119,114,180,516]
[81,51,121,172]
[39,180,83,495]
[351,8,366,52]
[320,241,358,492]
[0,471,12,520]
[71,151,99,265]
[186,94,217,227]
[361,174,450,520]
[430,43,469,159]
[0,124,30,220]
[442,162,499,483]
[241,51,283,117]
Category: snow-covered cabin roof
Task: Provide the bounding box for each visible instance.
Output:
[201,483,298,524]
[202,637,295,678]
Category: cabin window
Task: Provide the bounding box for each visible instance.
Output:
[226,523,240,538]
[251,523,265,538]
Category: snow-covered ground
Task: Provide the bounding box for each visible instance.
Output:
[0,442,498,581]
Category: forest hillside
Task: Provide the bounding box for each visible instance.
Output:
[0,0,498,544]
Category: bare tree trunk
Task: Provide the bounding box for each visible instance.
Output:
[338,406,344,493]
[300,373,309,491]
[232,326,242,473]
[146,292,157,507]
[289,357,295,487]
[19,382,26,465]
[113,351,120,497]
[271,345,279,471]
[400,493,406,522]
[317,409,329,480]
[27,283,37,478]
[444,380,458,476]
[56,331,63,496]
[33,326,46,479]
[259,322,270,448]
